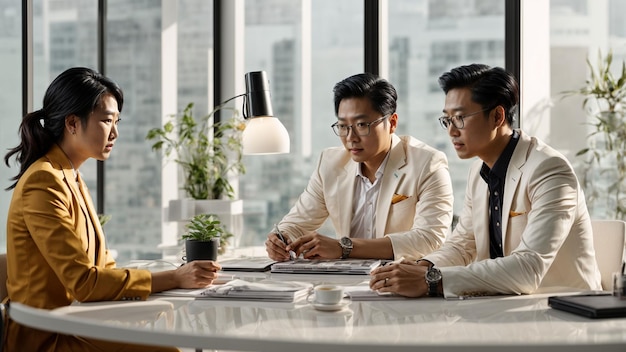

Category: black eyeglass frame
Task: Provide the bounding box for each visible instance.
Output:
[438,107,494,130]
[331,114,390,137]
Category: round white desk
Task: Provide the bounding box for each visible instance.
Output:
[9,292,626,351]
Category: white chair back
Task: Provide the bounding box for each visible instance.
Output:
[591,220,626,291]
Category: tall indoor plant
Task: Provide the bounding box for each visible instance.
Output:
[146,102,246,200]
[146,102,246,251]
[562,50,626,220]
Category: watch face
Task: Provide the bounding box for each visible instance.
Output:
[426,268,442,282]
[340,237,353,248]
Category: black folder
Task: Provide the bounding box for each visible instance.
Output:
[548,294,626,319]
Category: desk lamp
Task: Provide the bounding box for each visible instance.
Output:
[237,71,290,155]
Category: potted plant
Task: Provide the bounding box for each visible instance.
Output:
[146,102,246,200]
[562,49,626,220]
[146,102,246,250]
[182,213,234,261]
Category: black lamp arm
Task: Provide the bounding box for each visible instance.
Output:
[210,93,249,120]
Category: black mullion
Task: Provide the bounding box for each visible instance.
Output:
[505,0,521,128]
[96,0,107,214]
[364,0,380,75]
[21,0,33,117]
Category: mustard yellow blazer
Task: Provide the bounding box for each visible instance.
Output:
[5,144,154,351]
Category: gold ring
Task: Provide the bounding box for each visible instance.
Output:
[384,277,389,286]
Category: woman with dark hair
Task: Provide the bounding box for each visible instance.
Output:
[4,67,220,351]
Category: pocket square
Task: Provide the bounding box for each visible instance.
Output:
[391,193,409,204]
[509,210,526,217]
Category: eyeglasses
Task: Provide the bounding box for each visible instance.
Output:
[331,115,389,137]
[438,107,493,130]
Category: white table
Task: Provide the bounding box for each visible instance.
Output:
[9,285,626,352]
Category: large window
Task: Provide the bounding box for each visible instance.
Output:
[388,0,505,217]
[104,0,214,262]
[0,0,22,255]
[240,0,363,245]
[104,0,164,262]
[549,0,626,219]
[33,0,99,199]
[9,1,623,262]
[0,0,99,254]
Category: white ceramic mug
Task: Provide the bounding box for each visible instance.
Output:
[309,284,344,305]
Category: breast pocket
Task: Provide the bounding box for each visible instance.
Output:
[506,212,528,250]
[387,196,417,232]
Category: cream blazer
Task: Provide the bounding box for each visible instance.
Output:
[279,134,454,260]
[5,145,152,351]
[423,131,602,297]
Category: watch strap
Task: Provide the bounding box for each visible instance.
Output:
[426,266,442,297]
[428,280,439,297]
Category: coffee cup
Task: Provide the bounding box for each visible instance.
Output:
[309,284,344,305]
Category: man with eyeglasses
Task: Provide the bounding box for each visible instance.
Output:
[370,64,601,298]
[265,73,454,262]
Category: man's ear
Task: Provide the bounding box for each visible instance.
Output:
[493,106,506,127]
[388,113,398,134]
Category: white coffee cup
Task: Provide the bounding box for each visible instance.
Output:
[310,284,344,305]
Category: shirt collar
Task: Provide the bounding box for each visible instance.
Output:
[355,151,391,181]
[480,129,520,181]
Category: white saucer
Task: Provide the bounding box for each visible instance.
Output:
[310,299,350,312]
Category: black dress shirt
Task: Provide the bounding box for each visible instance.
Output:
[479,130,520,259]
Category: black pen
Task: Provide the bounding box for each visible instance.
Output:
[273,224,296,260]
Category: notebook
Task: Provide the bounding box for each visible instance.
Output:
[219,257,277,272]
[548,294,626,319]
[156,279,313,302]
[270,259,382,275]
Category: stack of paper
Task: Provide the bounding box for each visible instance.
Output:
[271,259,382,275]
[343,285,407,301]
[156,279,313,302]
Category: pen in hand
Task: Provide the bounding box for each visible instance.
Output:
[273,224,297,260]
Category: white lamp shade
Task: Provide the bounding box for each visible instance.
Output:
[242,116,290,155]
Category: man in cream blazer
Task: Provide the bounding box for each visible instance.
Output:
[265,73,453,261]
[422,131,601,296]
[370,64,601,298]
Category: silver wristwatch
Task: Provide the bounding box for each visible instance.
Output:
[339,236,353,259]
[425,266,442,297]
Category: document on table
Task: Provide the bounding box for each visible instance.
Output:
[271,259,382,275]
[155,279,313,302]
[343,285,408,301]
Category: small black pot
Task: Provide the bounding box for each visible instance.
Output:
[185,238,219,262]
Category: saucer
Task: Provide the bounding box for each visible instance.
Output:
[310,299,350,312]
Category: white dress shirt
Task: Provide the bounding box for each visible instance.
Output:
[350,153,390,239]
